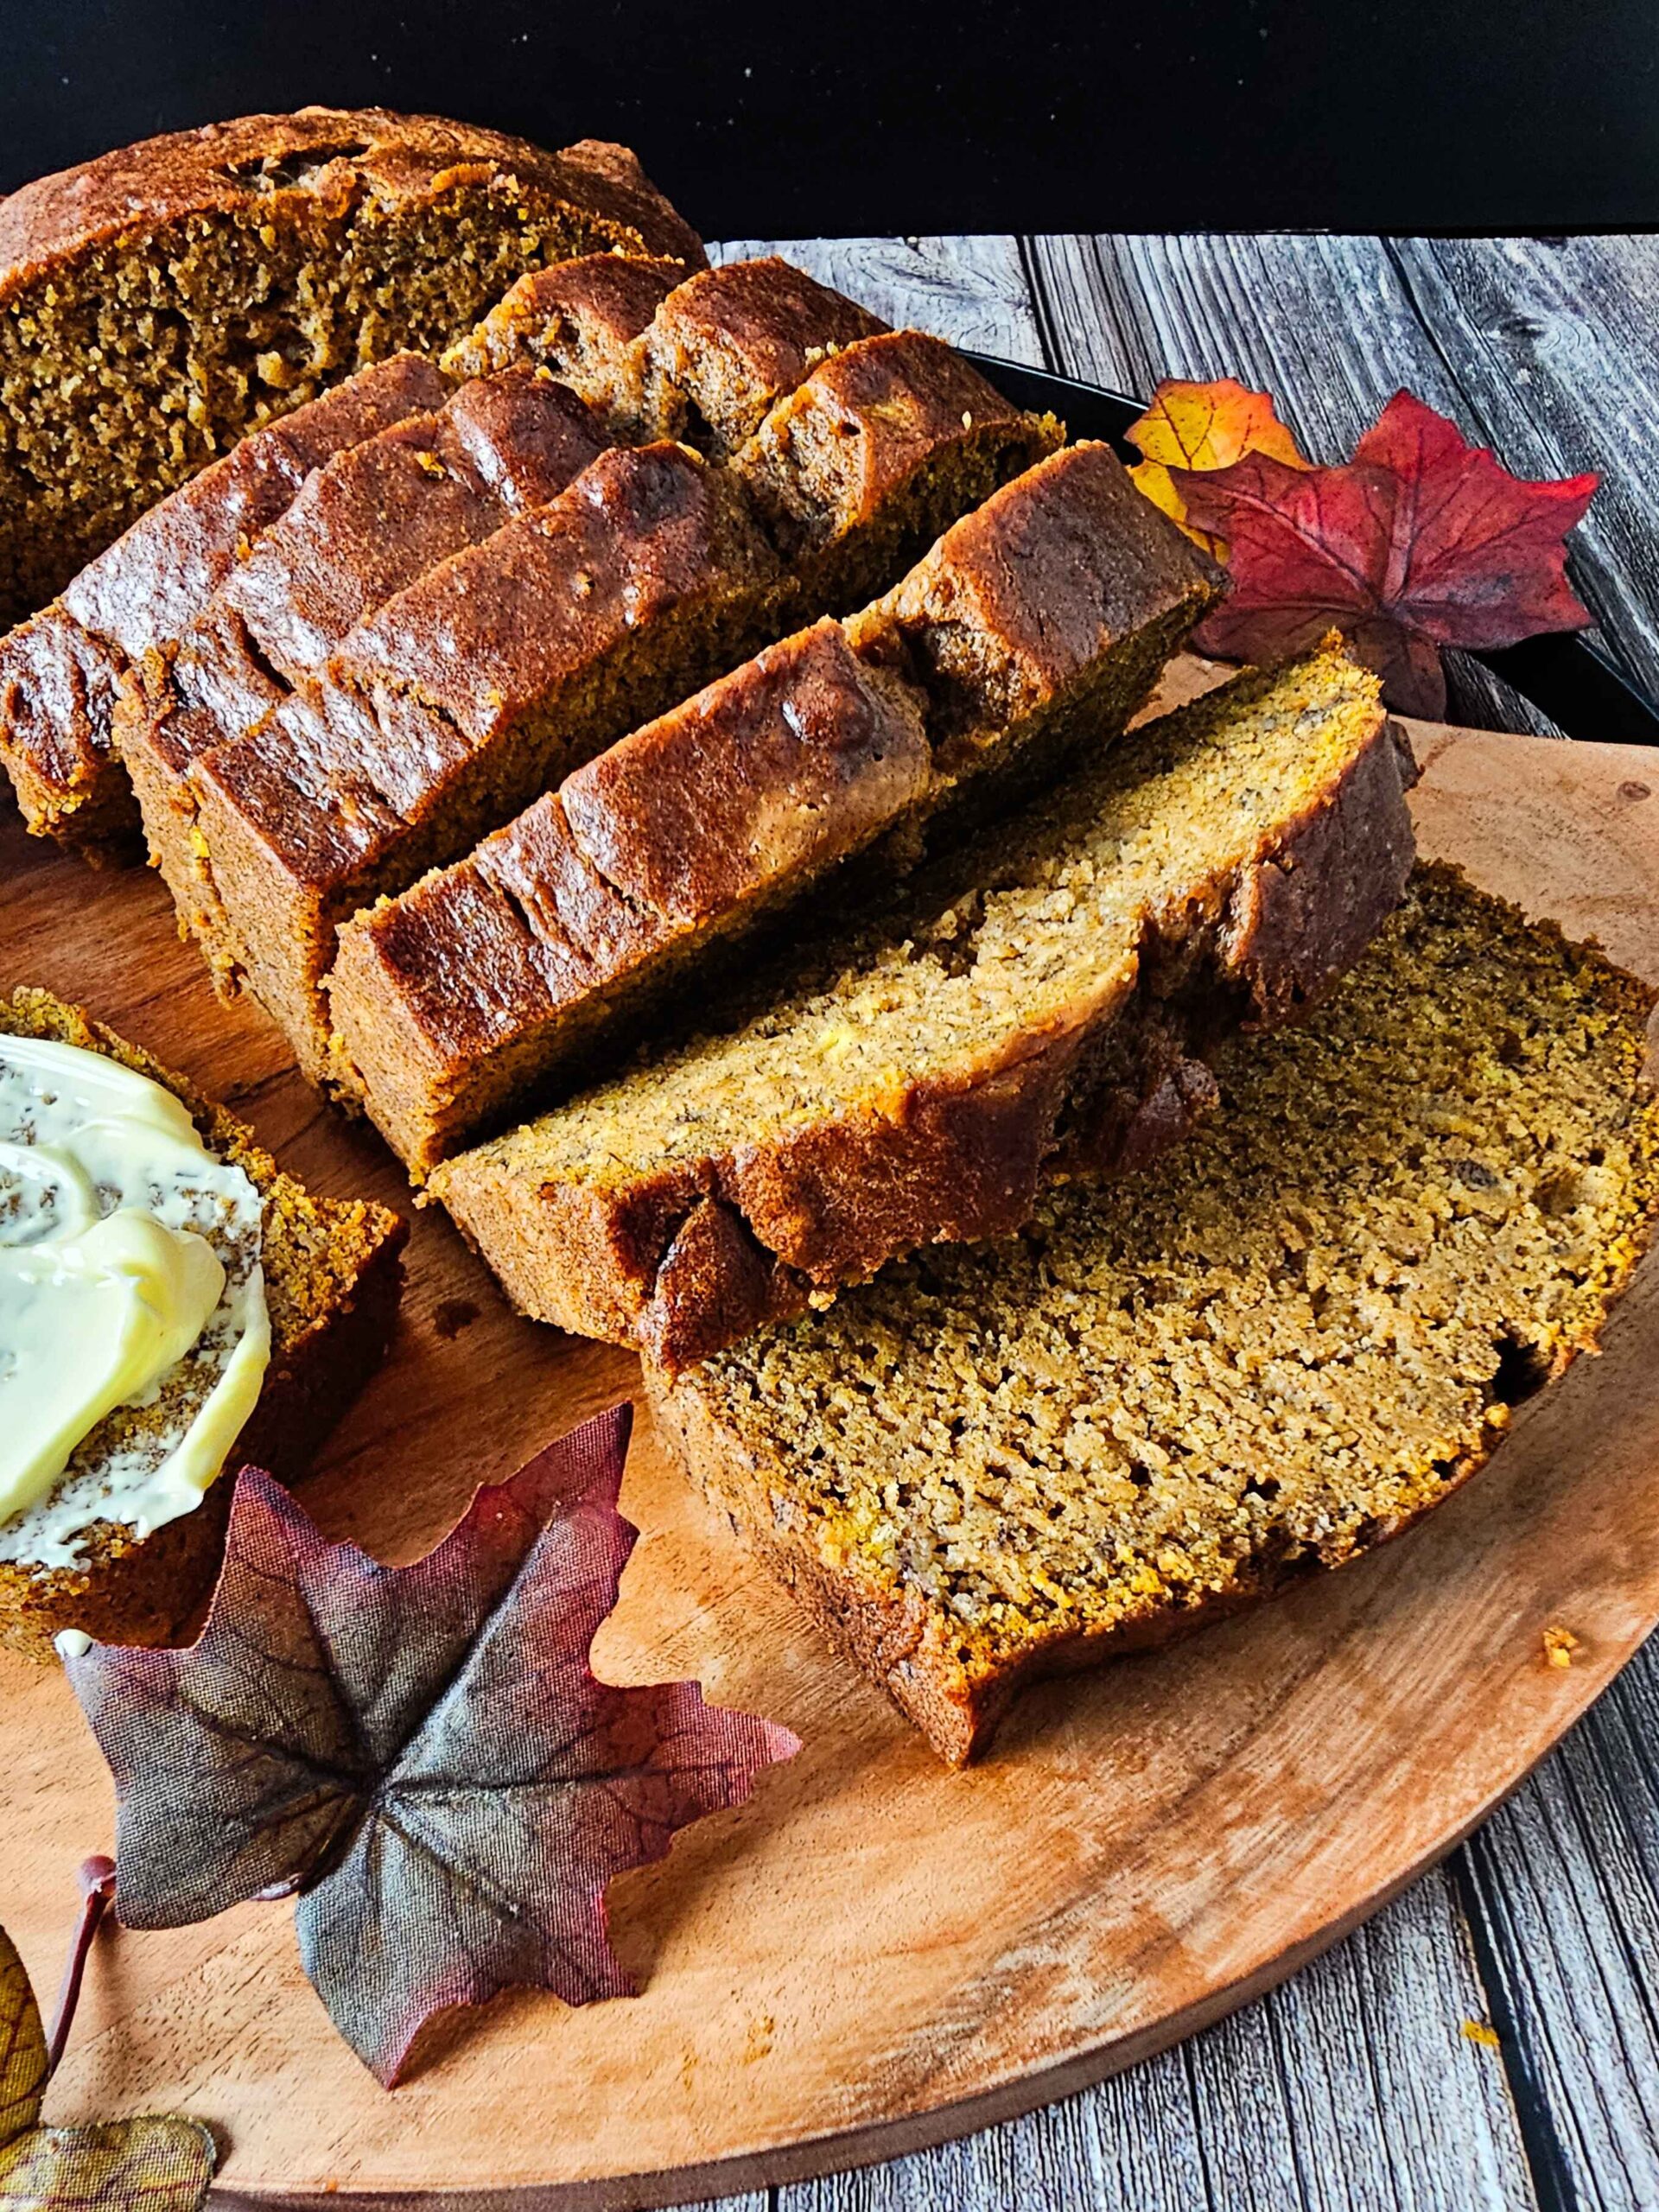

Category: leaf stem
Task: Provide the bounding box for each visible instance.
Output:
[45,1855,116,2080]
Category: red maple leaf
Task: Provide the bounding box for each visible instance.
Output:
[64,1408,799,2087]
[1168,390,1599,716]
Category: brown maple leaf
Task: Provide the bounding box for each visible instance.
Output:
[1166,389,1599,717]
[65,1407,799,2086]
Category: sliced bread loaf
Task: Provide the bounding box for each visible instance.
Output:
[430,641,1418,1370]
[126,276,1058,1084]
[0,988,406,1660]
[329,442,1222,1173]
[652,866,1659,1763]
[0,108,702,626]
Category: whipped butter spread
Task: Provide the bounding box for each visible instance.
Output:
[0,1035,270,1570]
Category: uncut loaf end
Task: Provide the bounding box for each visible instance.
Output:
[0,108,704,626]
[431,639,1418,1371]
[653,866,1659,1763]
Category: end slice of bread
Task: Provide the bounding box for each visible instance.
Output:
[0,989,406,1660]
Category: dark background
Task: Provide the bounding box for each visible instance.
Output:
[3,0,1657,236]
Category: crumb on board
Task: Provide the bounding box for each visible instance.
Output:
[1543,1624,1580,1669]
[1462,2019,1502,2049]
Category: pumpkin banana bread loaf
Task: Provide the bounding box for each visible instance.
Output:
[0,107,702,626]
[0,988,406,1661]
[652,865,1659,1763]
[330,442,1222,1173]
[431,641,1417,1370]
[130,280,1057,1083]
[0,353,448,859]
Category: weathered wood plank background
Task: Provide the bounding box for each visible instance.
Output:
[682,232,1659,2212]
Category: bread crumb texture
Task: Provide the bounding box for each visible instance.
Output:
[669,868,1659,1728]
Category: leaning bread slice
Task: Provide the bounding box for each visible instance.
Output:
[651,866,1659,1763]
[441,252,687,418]
[431,640,1417,1371]
[0,107,703,627]
[0,989,406,1661]
[329,441,1221,1174]
[0,353,448,860]
[168,441,785,1082]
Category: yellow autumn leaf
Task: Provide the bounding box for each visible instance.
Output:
[0,1925,214,2212]
[0,1934,46,2149]
[1126,377,1310,556]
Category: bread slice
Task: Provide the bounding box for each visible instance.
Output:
[430,641,1418,1371]
[0,107,703,626]
[442,253,687,419]
[0,353,448,859]
[127,274,1058,1085]
[158,442,785,1081]
[652,865,1659,1763]
[0,989,406,1661]
[329,442,1222,1174]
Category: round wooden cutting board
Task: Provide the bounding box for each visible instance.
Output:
[3,717,1659,2209]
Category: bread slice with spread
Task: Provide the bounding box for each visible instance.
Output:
[0,990,405,1660]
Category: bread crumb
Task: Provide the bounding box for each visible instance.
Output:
[1462,2019,1501,2049]
[1542,1624,1580,1669]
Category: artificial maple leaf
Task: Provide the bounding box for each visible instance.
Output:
[65,1407,800,2087]
[1168,389,1599,717]
[0,1918,213,2212]
[1125,376,1309,556]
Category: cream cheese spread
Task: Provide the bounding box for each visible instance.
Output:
[0,1035,271,1570]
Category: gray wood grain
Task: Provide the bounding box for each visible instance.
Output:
[767,1872,1533,2212]
[1387,236,1659,702]
[1460,1638,1659,2210]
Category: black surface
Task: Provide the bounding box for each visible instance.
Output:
[3,0,1659,236]
[968,355,1659,747]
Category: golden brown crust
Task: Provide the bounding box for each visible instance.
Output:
[0,112,702,291]
[0,987,407,1660]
